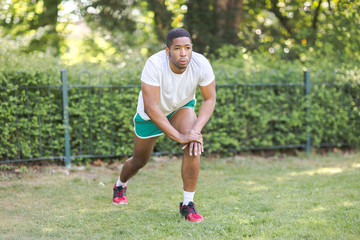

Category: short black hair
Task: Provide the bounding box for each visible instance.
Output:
[166,28,192,48]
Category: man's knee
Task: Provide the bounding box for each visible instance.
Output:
[130,156,149,169]
[170,108,197,132]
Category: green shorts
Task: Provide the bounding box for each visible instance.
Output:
[134,99,196,139]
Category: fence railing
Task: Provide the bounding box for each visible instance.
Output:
[1,69,359,167]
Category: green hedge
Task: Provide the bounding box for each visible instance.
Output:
[1,43,359,163]
[0,71,64,161]
[1,68,359,164]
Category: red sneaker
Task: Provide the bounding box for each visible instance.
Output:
[179,202,204,222]
[113,184,128,205]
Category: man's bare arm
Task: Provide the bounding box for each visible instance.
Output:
[183,80,216,156]
[193,80,216,132]
[142,82,203,145]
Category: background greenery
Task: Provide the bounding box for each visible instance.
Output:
[1,50,359,163]
[1,0,359,65]
[1,1,359,163]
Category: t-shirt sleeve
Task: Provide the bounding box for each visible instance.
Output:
[141,59,160,86]
[199,56,215,86]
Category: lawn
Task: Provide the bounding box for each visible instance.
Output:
[1,152,359,239]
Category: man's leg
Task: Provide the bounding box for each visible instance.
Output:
[113,134,158,204]
[120,134,158,182]
[170,107,200,192]
[170,108,204,222]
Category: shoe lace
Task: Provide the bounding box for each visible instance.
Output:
[187,202,198,214]
[114,186,126,198]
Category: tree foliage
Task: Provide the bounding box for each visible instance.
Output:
[0,0,62,54]
[82,0,136,33]
[183,0,360,59]
[0,0,359,62]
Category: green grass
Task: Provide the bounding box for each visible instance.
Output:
[1,153,360,239]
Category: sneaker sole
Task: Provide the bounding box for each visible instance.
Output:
[179,214,204,223]
[112,201,128,205]
[186,219,204,223]
[184,218,204,223]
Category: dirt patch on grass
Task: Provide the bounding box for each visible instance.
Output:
[0,157,181,183]
[0,159,123,182]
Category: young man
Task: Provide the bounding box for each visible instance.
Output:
[113,28,216,223]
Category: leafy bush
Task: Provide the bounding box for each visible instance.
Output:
[0,71,64,161]
[1,43,359,164]
[210,44,360,84]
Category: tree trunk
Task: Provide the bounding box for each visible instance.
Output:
[184,0,243,54]
[145,0,173,43]
[215,0,243,44]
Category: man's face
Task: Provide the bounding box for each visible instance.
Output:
[165,37,192,74]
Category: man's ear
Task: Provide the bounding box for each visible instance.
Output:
[165,46,169,56]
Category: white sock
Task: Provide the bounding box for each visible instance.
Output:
[183,190,195,205]
[116,176,128,187]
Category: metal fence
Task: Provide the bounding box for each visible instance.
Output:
[1,69,359,167]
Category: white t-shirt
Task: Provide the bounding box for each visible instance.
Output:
[136,50,215,120]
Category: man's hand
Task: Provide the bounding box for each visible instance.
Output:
[182,141,204,156]
[180,130,204,156]
[179,129,203,145]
